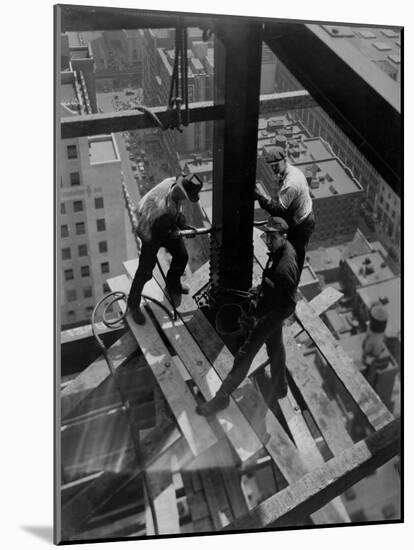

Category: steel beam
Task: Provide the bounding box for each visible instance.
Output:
[210,23,262,293]
[263,22,402,195]
[61,91,315,139]
[60,4,219,32]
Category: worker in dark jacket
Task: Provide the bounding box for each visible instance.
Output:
[255,145,315,274]
[196,216,300,416]
[128,174,202,325]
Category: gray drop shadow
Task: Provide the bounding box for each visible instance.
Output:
[21,525,53,543]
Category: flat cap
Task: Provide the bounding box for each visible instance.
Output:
[262,216,289,233]
[263,145,286,163]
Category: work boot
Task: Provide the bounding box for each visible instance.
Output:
[128,305,146,325]
[196,393,230,416]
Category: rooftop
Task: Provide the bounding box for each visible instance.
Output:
[320,26,401,82]
[299,264,319,286]
[357,277,401,339]
[345,251,395,287]
[88,136,119,164]
[307,230,373,273]
[295,158,362,198]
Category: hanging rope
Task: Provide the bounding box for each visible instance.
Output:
[168,26,190,132]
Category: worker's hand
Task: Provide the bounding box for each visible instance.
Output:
[253,185,264,201]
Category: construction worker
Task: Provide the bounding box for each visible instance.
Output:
[255,145,315,274]
[127,174,203,325]
[196,216,300,416]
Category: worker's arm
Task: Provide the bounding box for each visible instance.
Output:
[254,185,294,217]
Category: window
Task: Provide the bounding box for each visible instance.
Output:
[76,222,85,235]
[61,225,69,238]
[95,197,104,209]
[98,241,108,253]
[84,286,93,298]
[61,203,66,215]
[78,244,88,257]
[67,310,76,321]
[62,248,71,260]
[85,306,94,314]
[73,200,84,212]
[97,218,106,232]
[67,289,77,302]
[103,282,110,293]
[81,265,90,277]
[70,172,81,186]
[67,145,78,159]
[101,262,110,274]
[64,269,74,281]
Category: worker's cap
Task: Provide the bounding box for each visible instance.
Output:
[180,174,203,202]
[262,216,289,234]
[263,146,286,164]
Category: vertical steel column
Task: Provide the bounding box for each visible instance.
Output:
[211,23,262,294]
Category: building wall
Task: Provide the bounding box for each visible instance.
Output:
[60,134,128,328]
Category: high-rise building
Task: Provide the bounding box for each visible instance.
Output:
[60,41,130,329]
[274,26,401,261]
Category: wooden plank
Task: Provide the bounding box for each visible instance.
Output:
[61,332,138,421]
[108,275,217,458]
[133,276,264,463]
[285,333,354,455]
[123,265,348,526]
[145,473,180,535]
[224,417,400,531]
[295,299,395,430]
[201,470,233,529]
[279,390,351,522]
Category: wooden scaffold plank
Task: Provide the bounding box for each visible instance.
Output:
[224,417,400,531]
[123,260,348,526]
[107,275,217,458]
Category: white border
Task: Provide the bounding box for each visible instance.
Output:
[2,1,410,548]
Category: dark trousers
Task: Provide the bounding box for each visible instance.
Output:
[288,211,315,274]
[128,235,188,307]
[218,305,296,398]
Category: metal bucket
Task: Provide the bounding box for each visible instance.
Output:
[215,303,244,336]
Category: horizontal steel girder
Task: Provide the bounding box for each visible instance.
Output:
[61,91,316,139]
[263,22,402,196]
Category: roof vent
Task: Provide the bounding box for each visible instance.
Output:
[379,296,389,305]
[329,185,339,195]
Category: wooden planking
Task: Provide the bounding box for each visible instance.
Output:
[295,299,395,430]
[61,332,138,421]
[144,473,180,535]
[224,417,400,531]
[279,390,351,522]
[108,275,217,457]
[201,469,233,529]
[124,263,349,526]
[126,272,264,462]
[285,333,354,454]
[247,286,344,378]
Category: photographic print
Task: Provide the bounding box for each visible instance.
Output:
[55,3,402,544]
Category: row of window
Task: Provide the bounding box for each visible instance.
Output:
[66,282,111,303]
[61,197,104,214]
[62,241,108,260]
[64,262,109,281]
[61,218,106,237]
[66,302,113,322]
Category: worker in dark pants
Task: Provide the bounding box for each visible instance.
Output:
[196,217,300,416]
[128,174,202,325]
[255,145,315,275]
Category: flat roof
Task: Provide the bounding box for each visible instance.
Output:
[307,230,373,273]
[357,277,400,338]
[296,158,362,198]
[289,137,335,164]
[299,265,319,286]
[89,137,118,163]
[345,251,395,287]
